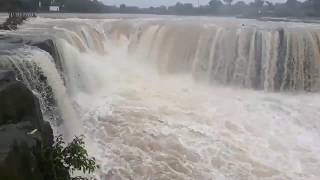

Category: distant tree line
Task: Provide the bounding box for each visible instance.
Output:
[0,0,320,17]
[109,0,320,17]
[0,0,38,12]
[0,0,106,13]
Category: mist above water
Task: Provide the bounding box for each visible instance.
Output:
[1,15,320,179]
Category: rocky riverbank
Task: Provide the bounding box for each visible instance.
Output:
[0,32,98,179]
[0,15,30,30]
[0,31,65,180]
[0,70,54,180]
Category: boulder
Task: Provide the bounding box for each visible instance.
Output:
[0,70,15,82]
[0,36,64,126]
[0,70,54,180]
[0,122,43,180]
[0,72,42,127]
[0,16,28,31]
[31,39,64,73]
[0,35,64,75]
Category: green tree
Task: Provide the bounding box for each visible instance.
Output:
[253,0,264,8]
[311,0,320,11]
[174,2,194,14]
[233,1,247,9]
[63,0,105,12]
[55,0,65,6]
[120,4,126,9]
[39,135,98,180]
[40,0,51,7]
[209,0,223,10]
[223,0,233,6]
[286,0,299,8]
[232,1,247,14]
[265,1,274,10]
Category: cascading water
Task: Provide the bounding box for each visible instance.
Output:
[0,46,79,139]
[129,21,320,91]
[1,15,320,179]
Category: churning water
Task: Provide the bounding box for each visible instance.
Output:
[1,14,320,179]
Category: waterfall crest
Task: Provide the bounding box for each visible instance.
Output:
[121,21,320,91]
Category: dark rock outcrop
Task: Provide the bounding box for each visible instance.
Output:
[0,16,27,31]
[0,70,15,82]
[0,36,65,126]
[0,35,63,74]
[31,39,63,73]
[0,70,53,180]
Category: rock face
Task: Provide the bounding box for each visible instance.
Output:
[0,16,27,31]
[0,35,63,74]
[31,39,64,73]
[0,70,53,180]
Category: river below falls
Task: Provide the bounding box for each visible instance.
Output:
[72,48,320,180]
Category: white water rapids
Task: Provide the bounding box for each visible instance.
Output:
[1,15,320,179]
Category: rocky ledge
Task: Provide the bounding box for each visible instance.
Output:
[0,35,64,73]
[0,70,54,180]
[0,16,28,31]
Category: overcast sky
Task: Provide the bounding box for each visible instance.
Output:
[102,0,287,8]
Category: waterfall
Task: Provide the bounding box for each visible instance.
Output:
[125,22,320,91]
[0,46,79,139]
[2,16,320,179]
[4,18,320,93]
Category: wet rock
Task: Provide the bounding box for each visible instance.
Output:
[0,70,53,179]
[0,16,26,31]
[31,39,63,73]
[0,122,43,180]
[0,35,64,126]
[0,70,16,82]
[0,70,53,144]
[0,35,63,74]
[0,74,39,126]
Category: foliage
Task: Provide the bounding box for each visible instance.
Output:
[63,0,105,13]
[0,0,38,11]
[0,0,105,12]
[104,0,320,17]
[252,0,264,9]
[209,0,223,11]
[38,135,98,180]
[223,0,233,6]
